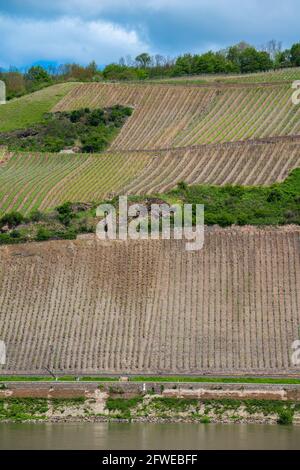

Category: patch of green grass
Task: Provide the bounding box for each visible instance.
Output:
[0,83,76,132]
[0,375,120,382]
[0,376,53,382]
[51,397,85,410]
[0,398,49,422]
[129,376,300,385]
[203,399,300,420]
[81,376,119,382]
[0,397,89,422]
[106,397,143,411]
[106,397,143,418]
[1,375,300,384]
[161,168,300,226]
[151,397,198,412]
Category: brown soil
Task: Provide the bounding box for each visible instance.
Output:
[0,226,299,376]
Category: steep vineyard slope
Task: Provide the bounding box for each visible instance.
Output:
[54,82,300,149]
[0,151,150,215]
[125,136,300,194]
[0,228,299,375]
[53,83,217,149]
[0,136,299,215]
[174,85,300,145]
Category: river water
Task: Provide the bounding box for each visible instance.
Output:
[0,423,299,449]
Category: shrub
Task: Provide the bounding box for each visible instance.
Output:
[10,230,21,239]
[277,409,293,425]
[29,210,45,222]
[70,108,89,123]
[0,233,12,244]
[36,227,52,241]
[87,109,105,126]
[60,228,78,240]
[177,181,188,191]
[236,214,249,225]
[223,185,244,197]
[200,415,211,424]
[56,202,74,226]
[0,106,131,154]
[152,397,197,411]
[267,188,282,202]
[216,213,235,227]
[106,397,143,414]
[81,134,109,153]
[0,211,24,228]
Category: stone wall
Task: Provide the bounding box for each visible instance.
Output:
[1,381,300,401]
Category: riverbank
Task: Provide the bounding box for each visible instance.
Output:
[1,380,300,425]
[1,394,300,426]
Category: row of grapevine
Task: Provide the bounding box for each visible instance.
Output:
[0,136,299,215]
[175,85,300,146]
[53,83,217,149]
[0,151,150,215]
[124,138,300,194]
[54,83,300,150]
[0,227,299,374]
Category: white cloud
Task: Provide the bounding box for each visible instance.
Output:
[0,14,149,68]
[1,1,299,64]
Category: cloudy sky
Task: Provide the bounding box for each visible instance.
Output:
[0,0,299,69]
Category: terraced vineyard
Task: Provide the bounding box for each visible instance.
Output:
[125,137,300,193]
[53,83,217,149]
[1,77,300,379]
[0,227,299,375]
[0,135,299,215]
[0,151,149,215]
[54,82,300,150]
[174,85,300,146]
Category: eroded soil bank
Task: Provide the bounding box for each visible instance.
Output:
[1,382,300,425]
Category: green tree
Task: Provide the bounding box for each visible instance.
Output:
[25,66,51,83]
[291,43,300,66]
[174,54,193,75]
[274,49,291,68]
[193,52,216,73]
[103,63,147,81]
[239,48,272,73]
[135,53,151,68]
[257,51,273,71]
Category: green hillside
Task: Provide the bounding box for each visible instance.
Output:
[0,83,77,132]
